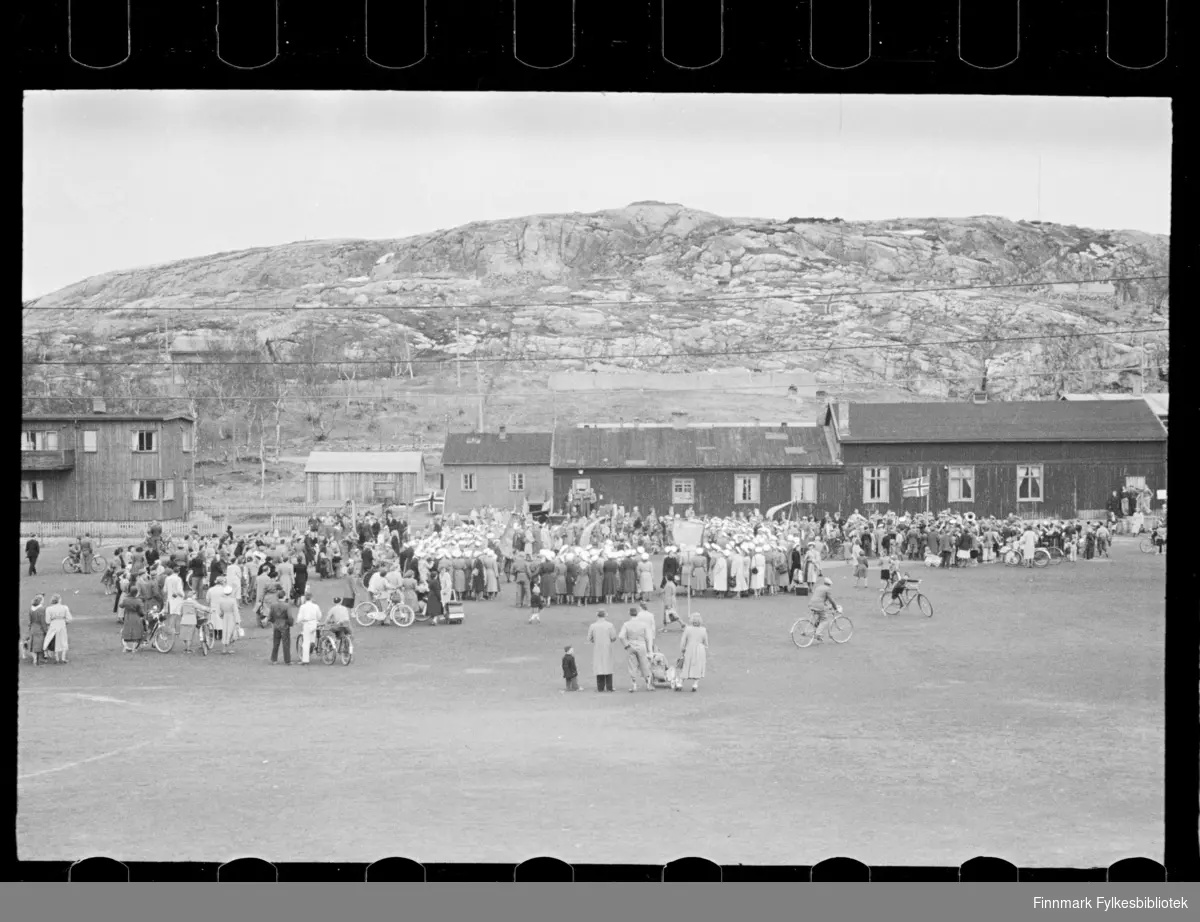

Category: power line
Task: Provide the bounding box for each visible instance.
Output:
[21,273,1170,312]
[21,363,1167,402]
[25,325,1169,367]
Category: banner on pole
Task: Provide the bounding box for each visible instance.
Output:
[902,476,929,498]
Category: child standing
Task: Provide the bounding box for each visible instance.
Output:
[880,552,894,591]
[661,577,680,630]
[852,544,868,589]
[528,583,543,624]
[562,646,580,691]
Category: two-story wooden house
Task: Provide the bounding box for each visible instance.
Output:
[20,411,197,522]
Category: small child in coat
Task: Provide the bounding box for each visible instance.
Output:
[852,545,869,588]
[562,645,579,691]
[661,578,683,630]
[528,583,543,624]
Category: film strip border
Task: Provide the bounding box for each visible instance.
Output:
[24,1,1171,82]
[18,856,1173,881]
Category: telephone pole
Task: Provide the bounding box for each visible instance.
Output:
[456,317,461,388]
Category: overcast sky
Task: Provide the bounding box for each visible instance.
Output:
[23,92,1171,299]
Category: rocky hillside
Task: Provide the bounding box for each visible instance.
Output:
[23,202,1169,423]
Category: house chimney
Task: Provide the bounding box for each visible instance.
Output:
[92,397,106,414]
[498,425,507,440]
[837,401,850,437]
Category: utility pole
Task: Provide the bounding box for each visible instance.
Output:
[475,352,483,430]
[456,317,461,388]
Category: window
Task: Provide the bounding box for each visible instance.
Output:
[1125,476,1146,491]
[572,479,591,491]
[1017,465,1043,503]
[164,480,175,502]
[21,431,59,451]
[791,474,816,503]
[672,478,695,503]
[82,430,98,453]
[461,472,477,492]
[948,466,975,502]
[132,430,156,452]
[182,479,190,502]
[863,467,889,503]
[21,480,44,501]
[133,480,159,501]
[181,428,193,453]
[509,472,526,492]
[735,474,760,504]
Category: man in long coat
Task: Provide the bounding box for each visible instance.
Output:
[25,535,39,576]
[586,610,617,692]
[660,547,679,588]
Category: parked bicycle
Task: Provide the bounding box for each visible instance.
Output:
[139,605,213,654]
[296,624,354,665]
[63,552,106,575]
[1002,545,1050,568]
[354,595,414,627]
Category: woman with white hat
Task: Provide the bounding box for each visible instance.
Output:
[710,543,729,597]
[750,544,766,598]
[216,584,241,655]
[690,546,709,598]
[730,544,748,598]
[636,551,654,602]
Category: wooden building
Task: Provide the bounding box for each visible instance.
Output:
[1059,392,1168,432]
[826,398,1167,519]
[21,410,197,522]
[303,451,426,505]
[441,428,553,514]
[550,420,843,518]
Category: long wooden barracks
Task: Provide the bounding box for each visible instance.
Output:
[443,395,1166,521]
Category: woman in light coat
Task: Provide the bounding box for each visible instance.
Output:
[216,585,240,654]
[678,612,709,692]
[44,594,73,664]
[711,549,729,596]
[636,553,654,602]
[750,547,766,596]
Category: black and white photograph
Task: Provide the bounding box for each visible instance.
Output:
[20,91,1169,867]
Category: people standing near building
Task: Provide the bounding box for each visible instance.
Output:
[587,610,617,692]
[618,608,654,693]
[25,535,39,576]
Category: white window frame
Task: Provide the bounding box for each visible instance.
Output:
[948,466,975,503]
[672,478,695,503]
[82,430,98,453]
[22,431,59,451]
[791,474,817,503]
[863,467,889,504]
[133,479,160,501]
[164,480,175,502]
[21,479,45,501]
[509,472,526,492]
[572,478,591,491]
[461,472,477,492]
[180,428,193,453]
[1124,476,1146,491]
[1017,464,1043,503]
[133,430,157,453]
[734,473,760,504]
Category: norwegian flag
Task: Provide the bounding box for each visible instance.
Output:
[415,490,445,513]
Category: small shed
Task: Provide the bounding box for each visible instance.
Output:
[304,451,426,505]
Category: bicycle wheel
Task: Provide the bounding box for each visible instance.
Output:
[828,614,854,644]
[61,557,80,574]
[1003,551,1020,567]
[354,602,380,627]
[91,555,107,572]
[1047,546,1064,565]
[320,635,337,666]
[414,604,431,622]
[390,604,415,627]
[881,592,902,616]
[916,594,934,618]
[339,636,354,665]
[153,624,176,653]
[1139,536,1155,554]
[1032,548,1050,569]
[296,633,304,658]
[791,617,816,648]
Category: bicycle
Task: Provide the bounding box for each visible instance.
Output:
[1002,546,1050,568]
[63,553,106,575]
[791,601,853,647]
[879,578,933,618]
[1139,534,1165,554]
[354,595,414,627]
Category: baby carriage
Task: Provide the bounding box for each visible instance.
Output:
[648,651,681,690]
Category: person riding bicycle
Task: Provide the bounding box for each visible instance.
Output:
[808,577,841,640]
[322,597,354,644]
[890,571,913,601]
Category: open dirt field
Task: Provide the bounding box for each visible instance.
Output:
[17,540,1164,866]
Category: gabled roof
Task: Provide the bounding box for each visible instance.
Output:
[836,400,1167,443]
[22,412,195,423]
[551,423,837,469]
[1059,392,1168,418]
[304,451,425,474]
[442,431,553,466]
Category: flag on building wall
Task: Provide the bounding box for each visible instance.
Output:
[902,476,929,498]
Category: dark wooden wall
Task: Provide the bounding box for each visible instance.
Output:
[553,468,845,519]
[836,441,1166,519]
[21,418,195,522]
